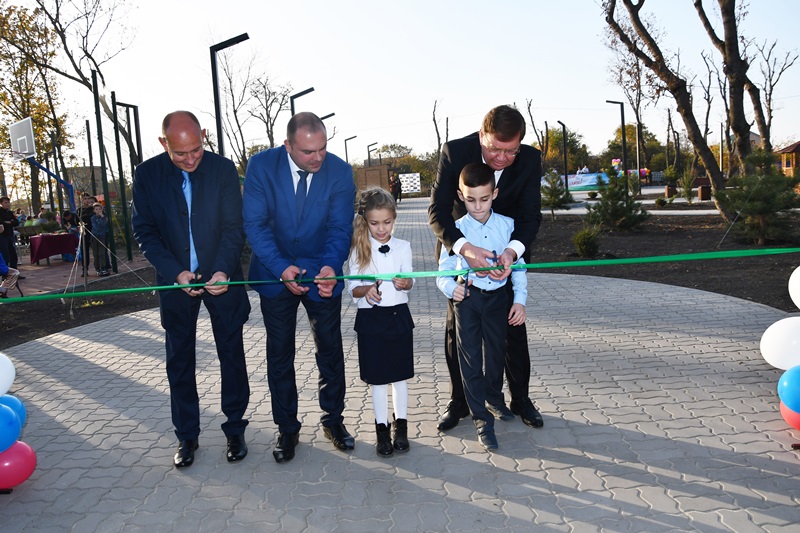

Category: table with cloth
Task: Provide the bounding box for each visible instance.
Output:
[29,233,79,265]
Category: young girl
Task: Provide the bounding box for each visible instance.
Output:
[90,203,109,276]
[347,188,415,457]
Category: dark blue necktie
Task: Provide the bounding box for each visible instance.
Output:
[295,170,309,220]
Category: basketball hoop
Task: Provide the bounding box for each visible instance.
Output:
[8,117,37,161]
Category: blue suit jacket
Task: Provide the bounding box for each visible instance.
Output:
[131,151,250,328]
[243,146,355,301]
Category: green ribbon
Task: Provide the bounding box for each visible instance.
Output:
[2,247,798,305]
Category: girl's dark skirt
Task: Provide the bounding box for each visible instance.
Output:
[354,303,415,385]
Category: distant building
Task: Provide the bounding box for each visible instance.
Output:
[776,141,800,177]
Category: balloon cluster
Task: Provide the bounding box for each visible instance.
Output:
[0,353,37,493]
[760,267,800,433]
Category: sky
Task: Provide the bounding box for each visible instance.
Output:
[9,0,800,168]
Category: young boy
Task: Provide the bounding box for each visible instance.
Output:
[436,162,527,451]
[90,203,110,276]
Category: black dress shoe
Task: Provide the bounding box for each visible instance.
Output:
[437,400,470,431]
[510,398,544,428]
[226,434,248,462]
[323,423,355,451]
[478,429,499,451]
[273,431,299,463]
[173,439,198,468]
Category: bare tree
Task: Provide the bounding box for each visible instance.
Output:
[0,1,137,160]
[218,51,253,174]
[604,0,737,216]
[432,100,443,159]
[249,76,291,149]
[754,41,798,149]
[605,18,665,170]
[525,99,548,157]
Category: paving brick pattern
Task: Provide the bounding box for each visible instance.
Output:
[1,197,798,532]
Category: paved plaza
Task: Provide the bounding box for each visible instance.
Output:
[1,197,798,532]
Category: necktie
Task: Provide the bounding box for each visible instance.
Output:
[182,171,198,272]
[295,170,309,220]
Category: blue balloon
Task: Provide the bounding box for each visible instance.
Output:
[0,394,26,426]
[777,366,800,413]
[0,403,22,453]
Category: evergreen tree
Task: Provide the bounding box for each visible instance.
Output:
[540,170,573,221]
[586,171,650,231]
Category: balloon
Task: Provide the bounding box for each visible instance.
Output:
[0,353,14,395]
[777,366,800,413]
[779,401,800,430]
[0,441,36,489]
[790,266,800,310]
[759,317,800,370]
[0,404,21,453]
[0,394,26,427]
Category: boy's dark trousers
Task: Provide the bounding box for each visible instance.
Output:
[453,287,508,430]
[91,235,107,271]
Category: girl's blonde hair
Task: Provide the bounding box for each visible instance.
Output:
[350,187,397,271]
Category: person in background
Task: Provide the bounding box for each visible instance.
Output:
[0,196,19,270]
[90,203,109,276]
[76,194,94,276]
[0,224,20,298]
[61,210,78,233]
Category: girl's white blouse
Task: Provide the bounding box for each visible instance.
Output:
[347,235,413,309]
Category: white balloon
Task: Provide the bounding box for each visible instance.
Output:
[789,266,800,310]
[760,317,800,370]
[0,353,15,395]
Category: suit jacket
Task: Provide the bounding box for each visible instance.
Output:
[131,150,250,328]
[428,132,543,262]
[242,146,355,301]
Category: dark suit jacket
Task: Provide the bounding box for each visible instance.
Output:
[131,150,250,329]
[429,132,543,262]
[242,146,355,301]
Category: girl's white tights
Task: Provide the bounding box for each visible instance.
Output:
[372,380,408,425]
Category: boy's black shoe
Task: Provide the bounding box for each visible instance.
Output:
[486,402,515,421]
[477,429,498,450]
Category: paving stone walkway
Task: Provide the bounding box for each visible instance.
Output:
[1,197,798,532]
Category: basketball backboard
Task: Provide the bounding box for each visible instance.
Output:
[9,117,36,161]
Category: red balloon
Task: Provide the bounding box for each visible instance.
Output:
[780,401,800,431]
[0,441,37,489]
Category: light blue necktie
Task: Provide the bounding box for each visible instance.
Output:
[182,171,198,272]
[295,170,309,221]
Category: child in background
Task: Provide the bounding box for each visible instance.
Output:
[90,203,109,276]
[347,188,415,457]
[436,162,528,451]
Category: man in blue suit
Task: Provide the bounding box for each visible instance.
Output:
[243,112,355,463]
[132,111,251,468]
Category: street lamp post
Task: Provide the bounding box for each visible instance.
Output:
[367,142,377,166]
[606,100,629,195]
[556,120,569,196]
[290,87,315,116]
[117,101,143,164]
[210,33,250,158]
[344,135,357,164]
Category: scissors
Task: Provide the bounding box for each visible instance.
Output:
[462,270,470,298]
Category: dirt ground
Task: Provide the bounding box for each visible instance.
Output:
[1,212,798,350]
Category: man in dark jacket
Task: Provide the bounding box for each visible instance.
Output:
[429,105,544,431]
[132,110,251,469]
